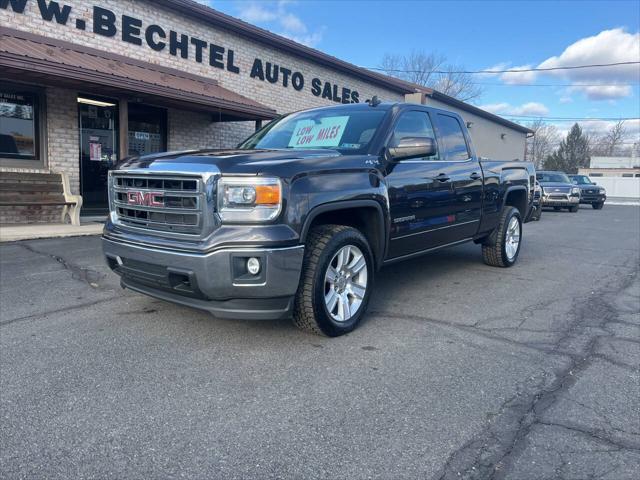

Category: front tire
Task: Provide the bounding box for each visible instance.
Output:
[293,225,374,336]
[569,205,579,212]
[482,207,522,268]
[592,202,604,210]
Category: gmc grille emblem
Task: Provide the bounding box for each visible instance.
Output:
[127,191,164,207]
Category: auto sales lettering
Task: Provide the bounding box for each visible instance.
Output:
[1,0,362,103]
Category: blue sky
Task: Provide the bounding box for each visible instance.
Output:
[204,0,639,138]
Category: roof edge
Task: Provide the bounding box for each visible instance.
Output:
[426,90,534,134]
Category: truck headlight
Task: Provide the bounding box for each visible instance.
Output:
[571,187,580,195]
[218,177,282,223]
[599,188,606,194]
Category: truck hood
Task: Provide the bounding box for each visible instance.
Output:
[114,148,374,177]
[538,181,573,189]
[575,184,601,191]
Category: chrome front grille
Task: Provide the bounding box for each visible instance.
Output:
[111,174,204,235]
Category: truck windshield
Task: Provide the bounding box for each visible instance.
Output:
[570,175,593,185]
[238,108,387,154]
[537,172,570,183]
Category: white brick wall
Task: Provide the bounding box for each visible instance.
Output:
[46,88,80,193]
[0,0,406,223]
[167,109,254,151]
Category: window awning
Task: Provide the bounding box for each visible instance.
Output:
[0,27,276,121]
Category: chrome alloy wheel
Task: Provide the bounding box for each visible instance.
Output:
[505,216,521,260]
[323,245,368,322]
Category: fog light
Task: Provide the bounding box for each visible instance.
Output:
[247,257,261,275]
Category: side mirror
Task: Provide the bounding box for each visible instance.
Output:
[388,137,436,161]
[592,181,597,185]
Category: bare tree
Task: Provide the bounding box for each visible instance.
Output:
[603,121,627,156]
[589,121,628,156]
[380,50,483,102]
[525,119,561,169]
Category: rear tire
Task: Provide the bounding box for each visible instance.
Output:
[592,202,604,210]
[569,205,579,212]
[482,207,522,268]
[293,225,374,337]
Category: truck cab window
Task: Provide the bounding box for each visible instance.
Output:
[437,114,470,161]
[391,111,438,159]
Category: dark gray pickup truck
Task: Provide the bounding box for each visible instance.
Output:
[103,102,535,336]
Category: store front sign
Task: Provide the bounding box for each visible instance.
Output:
[2,0,362,104]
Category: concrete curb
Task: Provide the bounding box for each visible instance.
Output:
[0,224,104,242]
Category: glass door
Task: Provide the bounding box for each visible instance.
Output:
[127,103,167,157]
[78,96,118,215]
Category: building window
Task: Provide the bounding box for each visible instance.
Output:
[0,84,45,167]
[622,173,633,178]
[589,173,603,177]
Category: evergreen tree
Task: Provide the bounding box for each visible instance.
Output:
[543,123,590,173]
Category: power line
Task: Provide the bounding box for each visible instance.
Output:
[470,82,640,87]
[500,115,640,121]
[544,142,640,145]
[366,61,640,75]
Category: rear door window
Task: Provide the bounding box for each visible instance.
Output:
[437,114,470,161]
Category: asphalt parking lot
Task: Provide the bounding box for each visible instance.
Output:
[1,205,639,480]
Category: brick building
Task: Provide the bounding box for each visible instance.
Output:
[0,0,531,223]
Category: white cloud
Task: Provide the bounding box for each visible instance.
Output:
[568,84,632,101]
[511,102,549,116]
[238,4,277,23]
[559,96,573,104]
[479,102,511,114]
[236,1,324,47]
[500,65,538,85]
[479,102,549,116]
[484,29,639,101]
[539,28,640,100]
[549,119,640,147]
[280,13,306,34]
[539,28,639,81]
[277,28,326,48]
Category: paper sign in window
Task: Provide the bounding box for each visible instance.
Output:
[288,116,349,148]
[89,142,102,161]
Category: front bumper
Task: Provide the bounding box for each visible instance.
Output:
[103,237,304,320]
[541,194,580,207]
[579,193,606,204]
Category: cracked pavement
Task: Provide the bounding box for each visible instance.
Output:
[1,205,639,479]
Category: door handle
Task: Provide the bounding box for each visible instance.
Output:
[470,172,481,180]
[434,173,450,182]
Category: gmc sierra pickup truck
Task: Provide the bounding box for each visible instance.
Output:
[103,102,535,336]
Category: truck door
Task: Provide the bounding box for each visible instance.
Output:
[433,113,483,239]
[386,110,459,259]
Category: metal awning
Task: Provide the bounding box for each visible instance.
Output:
[0,27,276,121]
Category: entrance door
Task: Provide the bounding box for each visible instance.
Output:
[79,96,118,215]
[127,103,167,157]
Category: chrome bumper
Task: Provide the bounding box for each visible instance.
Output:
[541,195,580,206]
[103,237,304,319]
